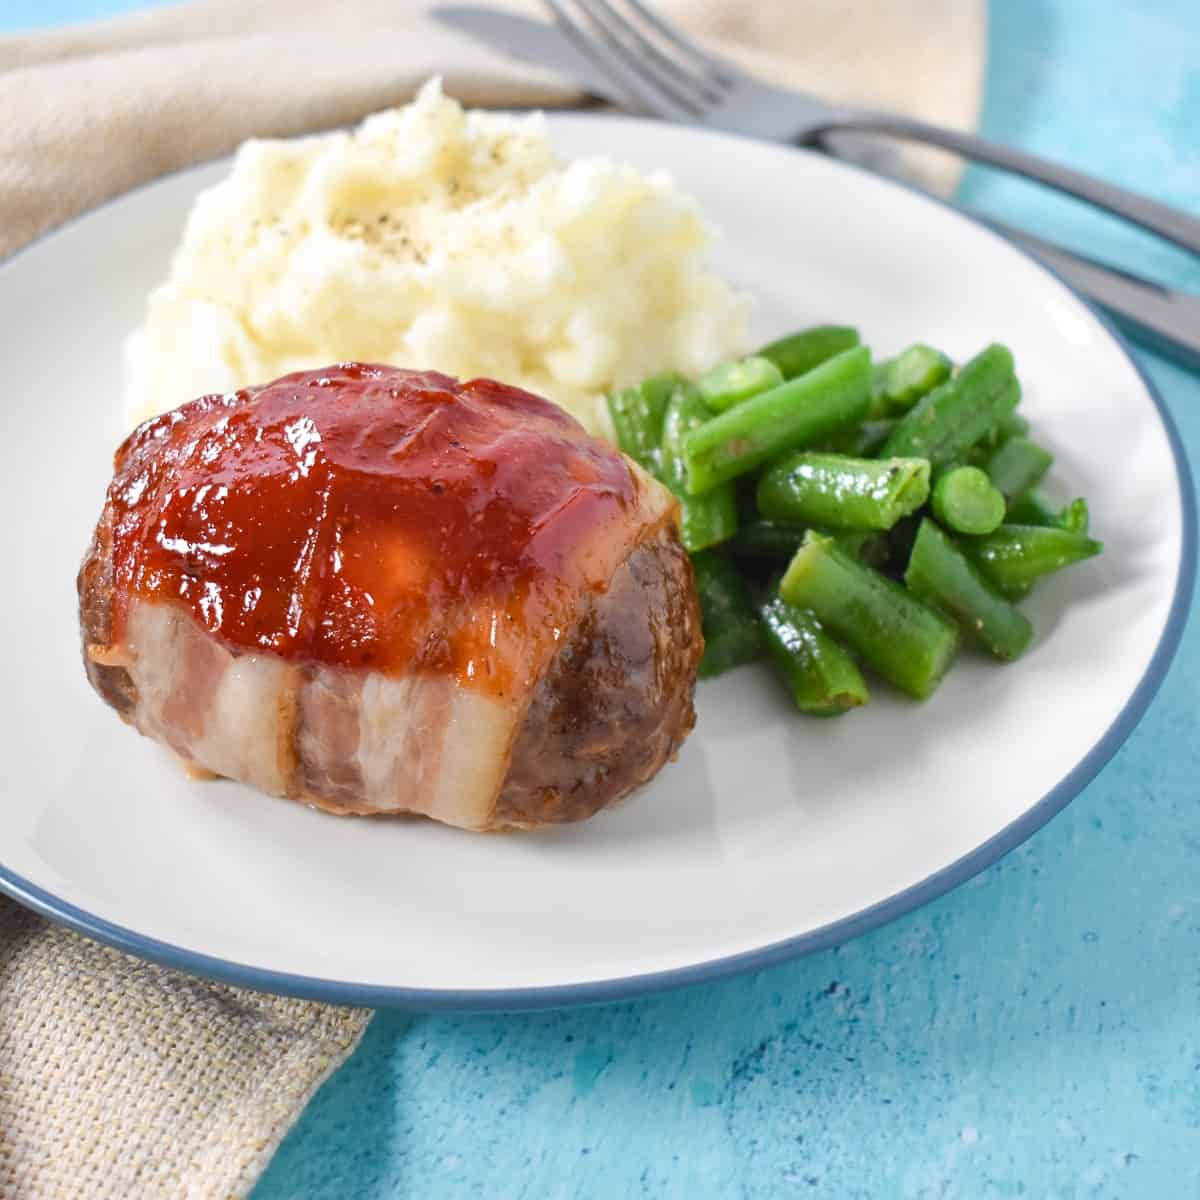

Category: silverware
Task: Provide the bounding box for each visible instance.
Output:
[992,223,1200,371]
[544,0,1200,256]
[434,4,1200,367]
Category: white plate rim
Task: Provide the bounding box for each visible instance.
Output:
[1,115,1194,1011]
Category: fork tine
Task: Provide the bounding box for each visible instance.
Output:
[576,0,721,107]
[544,0,696,121]
[558,0,705,119]
[624,0,737,86]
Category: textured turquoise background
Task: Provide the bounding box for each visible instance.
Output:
[10,2,1199,1195]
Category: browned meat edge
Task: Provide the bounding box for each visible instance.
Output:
[492,521,702,829]
[78,508,138,720]
[78,512,702,828]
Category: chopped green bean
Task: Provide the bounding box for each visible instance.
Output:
[814,428,856,455]
[931,466,1006,535]
[728,519,809,563]
[661,384,737,552]
[760,597,869,716]
[1008,489,1091,535]
[836,530,891,568]
[870,343,953,416]
[781,531,959,699]
[986,436,1054,502]
[855,419,898,457]
[728,521,887,568]
[606,372,682,475]
[697,356,784,412]
[683,346,873,494]
[691,551,764,678]
[904,519,1033,660]
[618,328,1095,712]
[962,524,1103,592]
[818,418,896,457]
[1007,490,1054,525]
[979,411,1032,454]
[756,325,861,379]
[1057,497,1091,535]
[881,344,1019,468]
[757,452,930,531]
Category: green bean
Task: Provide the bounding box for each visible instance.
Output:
[756,325,861,379]
[1008,489,1091,535]
[818,418,896,457]
[697,356,784,412]
[780,531,959,699]
[728,519,809,563]
[606,372,682,475]
[683,346,873,494]
[757,452,930,531]
[978,411,1032,455]
[660,384,737,552]
[691,551,765,678]
[856,419,898,457]
[962,524,1103,592]
[904,519,1033,660]
[986,436,1054,502]
[729,521,887,567]
[760,597,869,716]
[881,344,1019,468]
[1057,497,1091,535]
[1007,489,1056,525]
[930,466,1006,535]
[870,343,953,416]
[836,530,891,568]
[967,416,1029,468]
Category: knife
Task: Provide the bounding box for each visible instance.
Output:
[433,5,1200,367]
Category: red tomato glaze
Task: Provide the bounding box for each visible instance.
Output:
[105,364,644,694]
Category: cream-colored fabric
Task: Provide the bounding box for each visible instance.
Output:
[0,902,368,1198]
[0,2,984,1197]
[0,0,986,258]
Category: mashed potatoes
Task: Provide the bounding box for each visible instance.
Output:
[126,79,750,433]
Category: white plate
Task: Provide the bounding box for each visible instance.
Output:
[0,116,1193,1009]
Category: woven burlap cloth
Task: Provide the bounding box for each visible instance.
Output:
[0,905,364,1198]
[0,2,983,1195]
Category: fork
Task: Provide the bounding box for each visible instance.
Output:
[542,0,1200,364]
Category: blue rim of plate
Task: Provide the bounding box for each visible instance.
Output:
[0,115,1195,1012]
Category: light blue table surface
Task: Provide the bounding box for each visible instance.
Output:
[9,1,1199,1195]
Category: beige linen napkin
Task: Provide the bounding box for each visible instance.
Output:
[0,904,364,1198]
[0,2,984,1196]
[0,0,986,258]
